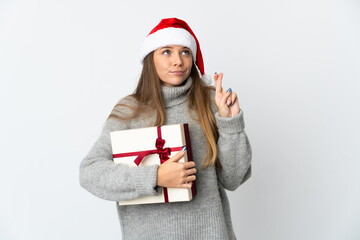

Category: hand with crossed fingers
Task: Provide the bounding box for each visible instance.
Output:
[214,72,240,118]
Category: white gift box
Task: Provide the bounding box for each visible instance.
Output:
[110,123,196,206]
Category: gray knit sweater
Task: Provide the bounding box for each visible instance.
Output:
[79,76,252,240]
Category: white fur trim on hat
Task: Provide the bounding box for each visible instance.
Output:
[140,27,197,64]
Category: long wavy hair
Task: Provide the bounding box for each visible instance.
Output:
[108,51,221,170]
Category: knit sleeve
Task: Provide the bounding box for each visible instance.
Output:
[215,110,252,191]
[79,99,162,201]
[208,88,252,191]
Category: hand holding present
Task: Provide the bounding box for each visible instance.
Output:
[156,147,197,189]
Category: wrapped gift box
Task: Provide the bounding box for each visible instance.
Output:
[110,123,196,206]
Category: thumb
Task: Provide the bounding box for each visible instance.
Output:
[168,146,187,162]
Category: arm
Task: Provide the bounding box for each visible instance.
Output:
[211,73,252,191]
[79,101,162,201]
[215,110,252,191]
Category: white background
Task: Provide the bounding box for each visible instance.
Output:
[1,0,359,239]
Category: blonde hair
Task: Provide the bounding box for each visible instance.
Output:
[108,51,221,170]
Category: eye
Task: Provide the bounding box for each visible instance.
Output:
[162,50,171,55]
[182,50,190,55]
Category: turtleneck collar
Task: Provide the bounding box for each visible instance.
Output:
[161,76,193,108]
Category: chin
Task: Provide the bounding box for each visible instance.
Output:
[162,77,187,87]
[174,78,188,86]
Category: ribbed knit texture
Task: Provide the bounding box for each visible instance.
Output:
[80,76,252,240]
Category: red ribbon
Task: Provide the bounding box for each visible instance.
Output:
[133,137,179,166]
[112,126,183,202]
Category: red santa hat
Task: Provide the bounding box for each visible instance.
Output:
[140,17,205,76]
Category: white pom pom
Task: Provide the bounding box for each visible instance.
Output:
[201,74,213,85]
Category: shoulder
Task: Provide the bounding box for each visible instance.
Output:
[99,96,137,132]
[116,95,138,108]
[207,86,216,99]
[206,86,218,115]
[107,95,156,129]
[111,95,139,117]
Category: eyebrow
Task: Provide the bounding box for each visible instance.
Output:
[159,46,190,50]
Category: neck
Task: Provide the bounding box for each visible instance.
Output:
[161,76,193,108]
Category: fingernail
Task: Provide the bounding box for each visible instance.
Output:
[226,88,232,93]
[181,146,187,152]
[214,72,217,75]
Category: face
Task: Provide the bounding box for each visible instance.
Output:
[153,45,193,87]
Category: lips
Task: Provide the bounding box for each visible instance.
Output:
[170,71,184,75]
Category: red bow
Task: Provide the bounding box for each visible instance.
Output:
[133,137,172,166]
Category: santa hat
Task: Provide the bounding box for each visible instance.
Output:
[140,17,205,76]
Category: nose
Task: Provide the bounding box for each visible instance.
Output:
[172,52,183,66]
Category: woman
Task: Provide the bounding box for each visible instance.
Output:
[80,17,252,240]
